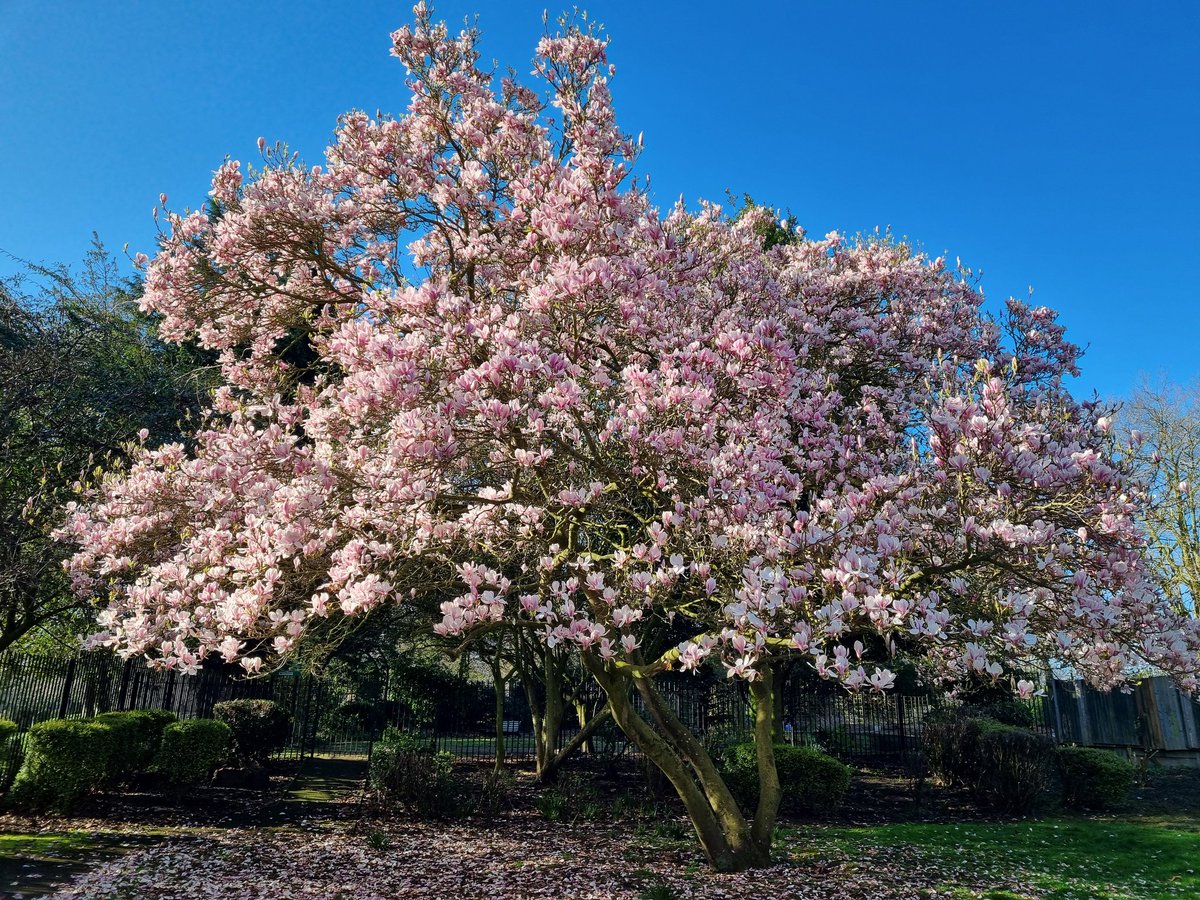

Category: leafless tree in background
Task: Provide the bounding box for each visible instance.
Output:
[1122,380,1200,617]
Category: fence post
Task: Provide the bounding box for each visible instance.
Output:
[116,658,133,710]
[302,676,318,760]
[162,669,177,713]
[57,657,78,719]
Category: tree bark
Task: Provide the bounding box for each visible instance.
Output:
[490,654,508,776]
[749,670,782,851]
[583,656,772,872]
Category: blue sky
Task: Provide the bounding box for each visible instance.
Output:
[1,1,1196,400]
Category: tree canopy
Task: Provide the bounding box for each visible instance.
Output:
[0,240,209,652]
[58,6,1200,870]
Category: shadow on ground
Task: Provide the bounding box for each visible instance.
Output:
[0,833,160,900]
[0,755,369,899]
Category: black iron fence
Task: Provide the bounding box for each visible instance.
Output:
[0,651,950,773]
[5,649,1198,789]
[16,651,1200,772]
[0,652,272,728]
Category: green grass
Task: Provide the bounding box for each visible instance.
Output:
[781,817,1200,899]
[0,831,106,860]
[0,830,162,898]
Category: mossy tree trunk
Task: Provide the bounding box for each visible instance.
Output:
[489,652,509,776]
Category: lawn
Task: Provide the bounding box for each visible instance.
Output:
[0,831,159,899]
[6,766,1200,899]
[17,814,1197,899]
[781,817,1200,900]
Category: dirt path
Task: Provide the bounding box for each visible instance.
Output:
[285,755,369,803]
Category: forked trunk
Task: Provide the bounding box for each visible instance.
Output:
[583,658,781,872]
[516,643,612,781]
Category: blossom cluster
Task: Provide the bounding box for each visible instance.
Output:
[60,4,1200,696]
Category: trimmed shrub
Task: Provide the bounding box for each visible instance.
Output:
[212,699,292,765]
[925,716,1054,813]
[0,718,21,793]
[1058,746,1135,810]
[925,717,982,788]
[369,729,462,818]
[976,699,1039,729]
[153,719,231,786]
[722,743,852,813]
[973,719,1055,813]
[7,718,114,811]
[93,709,177,783]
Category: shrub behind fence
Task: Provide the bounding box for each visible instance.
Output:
[8,651,1194,772]
[0,652,947,770]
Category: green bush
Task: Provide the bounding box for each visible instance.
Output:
[153,719,230,786]
[369,729,462,818]
[212,699,292,765]
[0,718,21,793]
[7,718,114,811]
[1058,746,1135,810]
[925,716,1054,813]
[974,720,1055,813]
[974,699,1040,728]
[722,742,852,812]
[379,725,435,751]
[924,716,980,787]
[93,709,177,783]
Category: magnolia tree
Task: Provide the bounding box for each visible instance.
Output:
[61,6,1200,871]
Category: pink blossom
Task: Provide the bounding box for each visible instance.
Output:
[56,4,1200,771]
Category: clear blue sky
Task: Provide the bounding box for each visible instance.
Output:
[2,1,1196,400]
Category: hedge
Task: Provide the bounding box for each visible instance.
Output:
[212,699,292,765]
[7,718,114,811]
[925,715,1055,813]
[1058,746,1135,810]
[722,743,852,812]
[153,719,231,786]
[0,718,20,793]
[93,709,177,783]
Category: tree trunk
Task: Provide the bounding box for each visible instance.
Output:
[516,643,569,781]
[583,656,775,872]
[515,642,618,781]
[574,700,592,754]
[535,649,565,779]
[490,655,508,776]
[749,669,782,851]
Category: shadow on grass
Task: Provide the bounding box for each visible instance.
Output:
[0,756,368,897]
[0,832,161,899]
